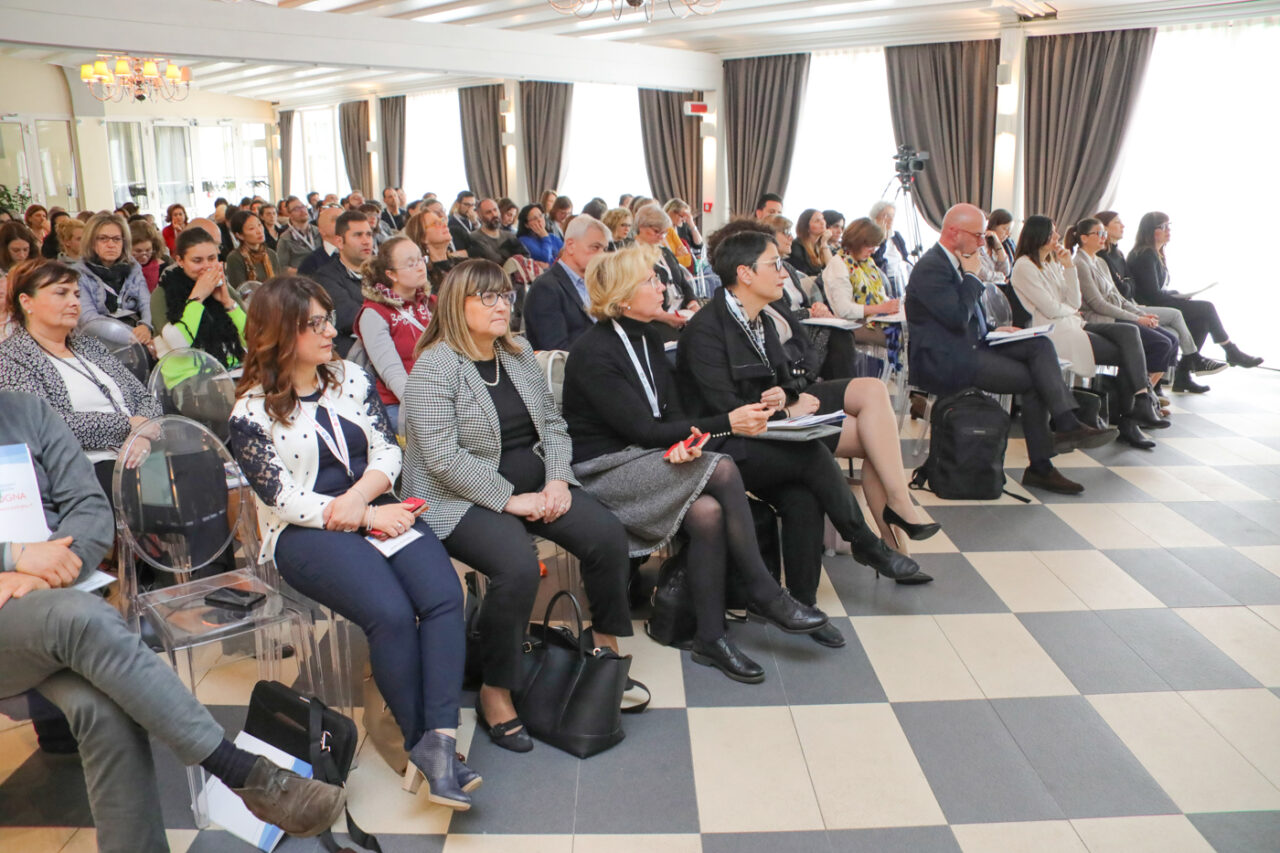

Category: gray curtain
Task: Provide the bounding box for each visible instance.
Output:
[723,53,810,216]
[338,100,373,194]
[519,81,573,200]
[459,84,508,200]
[379,95,406,191]
[639,88,704,218]
[1024,28,1156,228]
[278,109,294,198]
[885,40,999,229]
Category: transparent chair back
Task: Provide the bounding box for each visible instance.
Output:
[148,348,237,443]
[981,282,1014,329]
[238,280,262,304]
[80,315,149,383]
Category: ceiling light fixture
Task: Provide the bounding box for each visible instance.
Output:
[548,0,719,23]
[80,54,192,103]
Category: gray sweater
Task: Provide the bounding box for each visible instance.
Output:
[0,392,113,580]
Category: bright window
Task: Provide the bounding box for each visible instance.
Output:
[403,90,467,200]
[559,82,650,209]
[288,118,306,198]
[300,107,349,198]
[1107,19,1280,362]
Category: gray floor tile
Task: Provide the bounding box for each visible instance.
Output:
[1016,467,1159,503]
[925,506,1093,552]
[1104,549,1240,608]
[991,696,1178,818]
[1096,609,1260,690]
[767,617,888,704]
[826,553,1009,616]
[1166,547,1280,605]
[701,831,834,853]
[1165,503,1280,547]
[1152,413,1241,438]
[1224,499,1280,533]
[681,618,786,708]
[0,749,93,827]
[894,700,1064,824]
[1186,811,1280,853]
[1080,440,1200,467]
[1018,611,1171,694]
[1216,466,1280,500]
[828,826,962,852]
[574,709,699,834]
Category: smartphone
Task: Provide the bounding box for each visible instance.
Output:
[687,432,712,451]
[371,498,429,539]
[204,587,266,612]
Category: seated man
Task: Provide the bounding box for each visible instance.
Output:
[523,214,609,351]
[905,203,1116,495]
[307,209,374,357]
[0,392,344,852]
[466,198,529,265]
[295,207,341,276]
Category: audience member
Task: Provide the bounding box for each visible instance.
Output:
[497,197,518,232]
[406,210,463,292]
[986,208,1015,278]
[356,235,432,428]
[382,187,407,231]
[229,277,474,809]
[465,198,528,265]
[308,209,374,357]
[400,259,632,754]
[360,201,395,246]
[823,209,844,254]
[539,189,559,216]
[870,200,912,295]
[516,204,564,265]
[788,209,831,276]
[54,216,84,264]
[225,210,279,291]
[581,197,608,221]
[664,198,704,265]
[276,197,322,275]
[24,204,49,247]
[449,191,478,250]
[754,193,783,219]
[548,196,573,240]
[258,202,282,251]
[823,218,902,341]
[129,219,168,293]
[633,204,699,329]
[628,195,653,215]
[296,207,342,276]
[0,221,38,275]
[602,207,634,249]
[40,210,68,260]
[523,215,609,351]
[157,228,246,370]
[70,213,152,345]
[618,193,634,209]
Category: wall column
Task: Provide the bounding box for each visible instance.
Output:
[60,66,112,211]
[992,24,1026,225]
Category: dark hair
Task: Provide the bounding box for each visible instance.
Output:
[7,258,77,325]
[40,211,68,259]
[0,222,40,270]
[455,190,476,202]
[841,217,886,256]
[712,230,776,287]
[498,197,517,213]
[228,210,261,241]
[551,196,573,216]
[822,210,844,228]
[165,203,187,225]
[1064,217,1100,253]
[1131,211,1169,263]
[1095,210,1119,228]
[237,276,339,424]
[581,198,608,221]
[335,209,369,238]
[1013,215,1055,269]
[516,204,543,237]
[755,193,783,211]
[704,217,773,263]
[618,193,634,207]
[175,226,219,258]
[238,197,253,208]
[358,202,381,217]
[987,208,1013,230]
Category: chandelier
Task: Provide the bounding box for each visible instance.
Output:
[548,0,720,22]
[80,55,192,103]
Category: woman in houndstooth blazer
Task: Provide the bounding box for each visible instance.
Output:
[400,259,633,754]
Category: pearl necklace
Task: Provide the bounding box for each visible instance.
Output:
[479,351,501,387]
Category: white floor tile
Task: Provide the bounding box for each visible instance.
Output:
[966,552,1087,613]
[618,620,687,709]
[1047,505,1157,550]
[1180,688,1280,790]
[1035,550,1164,610]
[851,615,983,702]
[1236,546,1280,579]
[934,613,1077,698]
[443,835,573,852]
[1108,503,1221,548]
[1175,606,1280,686]
[953,820,1088,853]
[1070,815,1215,853]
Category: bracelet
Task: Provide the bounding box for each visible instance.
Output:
[349,483,371,504]
[364,506,376,531]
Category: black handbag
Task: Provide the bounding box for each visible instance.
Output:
[243,680,380,853]
[645,548,695,649]
[513,590,648,758]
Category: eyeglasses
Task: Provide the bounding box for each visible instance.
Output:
[393,256,426,270]
[638,274,663,289]
[471,291,517,308]
[960,229,985,242]
[751,255,786,272]
[96,234,124,244]
[303,311,336,334]
[1157,223,1171,230]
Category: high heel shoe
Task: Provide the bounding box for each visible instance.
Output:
[403,731,472,810]
[882,506,941,541]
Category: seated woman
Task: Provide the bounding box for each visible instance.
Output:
[156,228,246,374]
[1068,217,1179,410]
[228,277,475,809]
[822,218,903,347]
[632,203,699,337]
[55,215,84,264]
[24,203,49,249]
[355,235,432,430]
[0,392,346,852]
[406,210,464,293]
[1011,215,1168,449]
[162,203,187,255]
[1,220,39,278]
[224,210,279,292]
[129,219,169,294]
[0,259,161,500]
[259,202,282,251]
[563,246,827,683]
[39,210,68,260]
[400,260,633,754]
[678,231,929,648]
[602,207,634,251]
[70,213,153,350]
[517,204,564,265]
[788,209,831,277]
[823,210,845,256]
[662,198,703,274]
[1129,211,1261,370]
[1096,211,1217,393]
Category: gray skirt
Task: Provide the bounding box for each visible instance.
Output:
[572,446,722,558]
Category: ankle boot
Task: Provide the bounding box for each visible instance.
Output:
[1223,342,1263,368]
[406,732,472,810]
[1173,356,1210,393]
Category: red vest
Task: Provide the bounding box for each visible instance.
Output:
[355,298,431,404]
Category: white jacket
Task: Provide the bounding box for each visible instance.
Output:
[1011,255,1095,377]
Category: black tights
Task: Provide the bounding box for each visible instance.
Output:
[682,458,782,644]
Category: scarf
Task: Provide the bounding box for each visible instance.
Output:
[239,244,274,283]
[85,258,132,313]
[724,289,769,365]
[160,265,245,369]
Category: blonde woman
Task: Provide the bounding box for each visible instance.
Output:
[70,213,153,347]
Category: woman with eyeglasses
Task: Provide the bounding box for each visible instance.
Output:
[356,236,432,430]
[70,213,153,349]
[400,259,633,754]
[228,276,477,810]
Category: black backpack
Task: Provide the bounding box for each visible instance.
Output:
[910,388,1028,501]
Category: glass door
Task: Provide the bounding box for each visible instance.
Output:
[107,121,149,210]
[34,120,80,212]
[0,122,29,209]
[239,123,271,201]
[195,126,237,210]
[153,125,194,215]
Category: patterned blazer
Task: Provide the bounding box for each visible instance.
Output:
[0,327,161,453]
[228,361,401,561]
[400,339,578,540]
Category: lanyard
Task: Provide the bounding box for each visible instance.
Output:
[290,225,316,249]
[40,344,127,417]
[302,395,353,479]
[612,321,661,419]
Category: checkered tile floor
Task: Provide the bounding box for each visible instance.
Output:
[5,368,1280,852]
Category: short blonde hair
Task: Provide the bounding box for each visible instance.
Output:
[55,216,84,246]
[663,198,690,216]
[585,243,661,321]
[761,214,793,236]
[601,207,632,234]
[414,258,520,361]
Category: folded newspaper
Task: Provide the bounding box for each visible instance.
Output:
[800,317,861,330]
[986,322,1054,345]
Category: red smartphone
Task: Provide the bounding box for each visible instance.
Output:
[687,432,711,451]
[371,498,429,539]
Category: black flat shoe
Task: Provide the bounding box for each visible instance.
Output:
[691,636,765,683]
[851,537,921,580]
[809,622,846,648]
[882,506,941,541]
[1117,417,1155,450]
[746,590,828,634]
[475,700,533,753]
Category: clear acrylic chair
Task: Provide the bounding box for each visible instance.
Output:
[112,415,325,828]
[80,315,150,383]
[147,348,237,444]
[237,280,262,304]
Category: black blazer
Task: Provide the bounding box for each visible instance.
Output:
[676,287,807,418]
[296,244,332,276]
[788,241,823,277]
[448,216,473,252]
[523,262,594,352]
[307,253,362,357]
[1128,249,1175,307]
[381,209,406,232]
[1098,246,1136,301]
[872,231,911,275]
[904,243,991,394]
[656,246,697,309]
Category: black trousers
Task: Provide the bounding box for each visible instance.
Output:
[1152,296,1228,349]
[1085,323,1149,416]
[444,488,633,690]
[971,336,1077,467]
[736,439,875,607]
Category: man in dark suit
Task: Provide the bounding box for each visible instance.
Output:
[905,203,1116,495]
[306,210,373,357]
[523,215,609,351]
[296,207,341,276]
[448,190,477,253]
